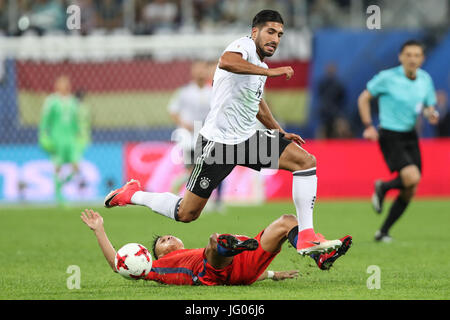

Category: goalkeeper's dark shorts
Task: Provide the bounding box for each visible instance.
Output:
[378,128,422,173]
[186,130,292,198]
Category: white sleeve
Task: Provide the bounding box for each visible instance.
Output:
[223,37,255,61]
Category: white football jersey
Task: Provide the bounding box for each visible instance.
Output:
[199,36,268,145]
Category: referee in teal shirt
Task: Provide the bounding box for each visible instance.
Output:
[358,40,439,242]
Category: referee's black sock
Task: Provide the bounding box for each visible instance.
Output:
[380,196,409,234]
[381,176,404,194]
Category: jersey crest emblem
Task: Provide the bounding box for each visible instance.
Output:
[199,177,211,189]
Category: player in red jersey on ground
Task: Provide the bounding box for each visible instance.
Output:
[81,209,352,285]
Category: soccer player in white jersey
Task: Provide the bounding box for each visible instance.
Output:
[105,10,347,256]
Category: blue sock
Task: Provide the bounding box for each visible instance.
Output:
[216,235,243,257]
[288,226,298,247]
[217,244,238,257]
[288,226,318,259]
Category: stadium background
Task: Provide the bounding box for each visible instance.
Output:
[0,0,449,204]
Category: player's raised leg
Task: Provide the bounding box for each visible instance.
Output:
[278,143,342,256]
[104,135,234,223]
[260,214,350,270]
[205,233,258,269]
[258,214,298,253]
[104,179,210,222]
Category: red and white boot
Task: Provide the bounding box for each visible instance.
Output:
[297,228,342,256]
[104,179,142,208]
[312,235,352,270]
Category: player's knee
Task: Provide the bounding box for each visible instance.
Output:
[295,153,316,170]
[402,169,421,188]
[410,172,421,186]
[307,154,317,168]
[278,214,297,231]
[176,207,201,223]
[208,233,218,248]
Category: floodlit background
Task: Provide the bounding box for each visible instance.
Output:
[0,0,449,204]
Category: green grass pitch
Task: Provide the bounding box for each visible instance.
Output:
[1,200,449,300]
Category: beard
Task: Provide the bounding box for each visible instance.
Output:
[253,31,278,58]
[256,43,276,58]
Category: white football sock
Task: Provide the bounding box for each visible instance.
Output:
[131,191,181,221]
[292,167,317,232]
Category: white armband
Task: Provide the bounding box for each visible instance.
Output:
[267,270,274,279]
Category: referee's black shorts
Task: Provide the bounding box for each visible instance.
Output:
[378,128,422,173]
[186,130,292,198]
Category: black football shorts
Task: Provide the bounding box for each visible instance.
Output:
[186,130,292,198]
[378,128,422,173]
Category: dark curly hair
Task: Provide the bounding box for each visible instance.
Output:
[151,235,161,260]
[252,10,284,28]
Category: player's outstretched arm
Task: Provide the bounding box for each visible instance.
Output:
[257,270,299,281]
[257,98,285,132]
[257,99,305,145]
[80,209,117,272]
[219,52,293,79]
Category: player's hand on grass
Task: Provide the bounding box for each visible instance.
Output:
[363,125,379,141]
[81,209,104,231]
[283,132,306,145]
[273,270,299,281]
[266,66,294,80]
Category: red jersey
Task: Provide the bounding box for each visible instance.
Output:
[145,248,205,285]
[144,230,279,286]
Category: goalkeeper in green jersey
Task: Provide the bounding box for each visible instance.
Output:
[39,76,90,204]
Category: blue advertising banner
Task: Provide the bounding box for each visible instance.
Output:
[0,144,123,202]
